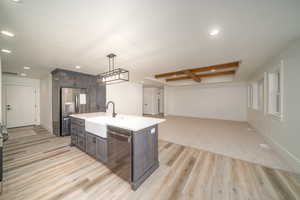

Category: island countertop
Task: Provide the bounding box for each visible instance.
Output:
[70,112,166,132]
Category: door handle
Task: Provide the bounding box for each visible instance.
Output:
[75,95,79,113]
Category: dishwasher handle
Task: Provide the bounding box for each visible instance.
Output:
[109,131,131,143]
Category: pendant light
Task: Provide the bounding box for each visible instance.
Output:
[97,53,129,84]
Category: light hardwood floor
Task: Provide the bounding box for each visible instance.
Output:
[1,127,300,200]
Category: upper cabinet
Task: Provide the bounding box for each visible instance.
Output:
[51,69,106,136]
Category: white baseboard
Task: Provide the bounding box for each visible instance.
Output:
[249,124,300,173]
[264,135,300,173]
[143,113,159,115]
[167,113,246,122]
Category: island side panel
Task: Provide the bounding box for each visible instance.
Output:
[132,124,159,190]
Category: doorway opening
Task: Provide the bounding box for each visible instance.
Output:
[143,86,164,118]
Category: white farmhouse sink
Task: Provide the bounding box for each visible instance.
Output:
[85,117,108,138]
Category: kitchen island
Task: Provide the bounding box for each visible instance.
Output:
[70,112,165,190]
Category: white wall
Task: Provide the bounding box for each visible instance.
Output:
[248,38,300,173]
[106,82,143,116]
[2,75,41,125]
[165,83,247,121]
[40,74,52,133]
[159,88,164,114]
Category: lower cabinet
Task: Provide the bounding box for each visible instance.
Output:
[96,137,107,163]
[77,135,86,151]
[71,118,108,164]
[86,133,97,157]
[71,130,77,146]
[86,132,107,163]
[70,117,85,148]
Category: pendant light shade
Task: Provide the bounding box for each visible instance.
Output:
[97,53,129,84]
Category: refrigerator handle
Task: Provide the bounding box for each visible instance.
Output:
[75,95,79,113]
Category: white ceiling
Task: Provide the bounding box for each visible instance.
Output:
[1,0,300,83]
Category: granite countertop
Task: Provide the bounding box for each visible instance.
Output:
[70,112,166,132]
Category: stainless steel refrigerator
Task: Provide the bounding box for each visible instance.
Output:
[60,88,87,136]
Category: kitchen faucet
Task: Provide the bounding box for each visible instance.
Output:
[106,101,117,118]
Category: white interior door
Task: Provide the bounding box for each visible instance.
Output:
[143,89,153,114]
[6,85,36,128]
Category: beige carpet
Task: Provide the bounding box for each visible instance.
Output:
[158,115,292,172]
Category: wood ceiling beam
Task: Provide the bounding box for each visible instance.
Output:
[155,61,240,78]
[184,70,201,82]
[166,70,236,82]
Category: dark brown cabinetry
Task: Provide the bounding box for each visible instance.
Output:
[86,133,97,157]
[70,118,86,151]
[86,133,107,162]
[52,69,106,136]
[70,124,77,145]
[96,137,107,163]
[70,117,159,191]
[77,134,86,151]
[70,117,108,163]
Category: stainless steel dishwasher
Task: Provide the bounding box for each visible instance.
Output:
[107,126,132,182]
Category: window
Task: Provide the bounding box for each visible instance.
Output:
[268,62,283,119]
[258,79,264,111]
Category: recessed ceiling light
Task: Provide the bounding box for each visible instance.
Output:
[24,66,31,70]
[12,0,21,3]
[211,69,217,72]
[20,73,27,77]
[1,49,11,53]
[75,65,81,69]
[209,29,220,36]
[1,30,15,37]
